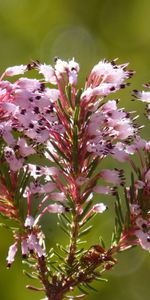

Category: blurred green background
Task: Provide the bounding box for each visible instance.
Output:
[0,0,150,299]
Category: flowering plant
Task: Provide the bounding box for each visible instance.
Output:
[0,57,150,300]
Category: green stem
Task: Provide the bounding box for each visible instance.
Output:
[67,212,79,265]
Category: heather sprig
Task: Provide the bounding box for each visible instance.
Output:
[0,57,149,300]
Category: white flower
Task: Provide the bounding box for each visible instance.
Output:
[69,71,78,85]
[38,64,56,84]
[50,192,66,202]
[130,204,141,215]
[16,77,41,90]
[93,203,107,213]
[111,147,129,162]
[134,180,145,189]
[55,59,68,75]
[91,60,128,84]
[18,138,36,157]
[47,204,66,213]
[29,181,56,194]
[100,169,123,185]
[93,185,112,195]
[1,102,18,114]
[137,91,150,103]
[5,65,27,76]
[4,146,24,171]
[45,88,60,102]
[0,123,15,145]
[135,217,147,229]
[21,239,28,257]
[102,100,117,112]
[27,233,45,257]
[135,230,150,252]
[24,215,35,229]
[68,59,80,73]
[6,243,18,267]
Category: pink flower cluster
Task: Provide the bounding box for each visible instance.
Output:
[0,57,150,269]
[6,215,45,267]
[128,143,150,251]
[134,83,150,119]
[82,60,133,101]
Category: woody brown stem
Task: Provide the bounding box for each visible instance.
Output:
[38,257,67,300]
[38,257,52,299]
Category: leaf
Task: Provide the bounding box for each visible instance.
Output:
[74,101,80,125]
[111,231,115,244]
[14,174,26,206]
[61,213,71,224]
[57,98,71,123]
[45,149,66,172]
[79,225,93,237]
[87,157,99,177]
[58,214,70,229]
[75,88,83,106]
[65,84,73,109]
[124,188,130,214]
[72,125,78,174]
[0,163,12,193]
[115,192,124,223]
[22,260,36,268]
[79,200,93,222]
[0,223,18,231]
[78,285,89,295]
[79,213,96,228]
[49,264,60,271]
[76,239,87,244]
[95,276,108,282]
[124,188,131,229]
[99,236,105,249]
[75,248,85,254]
[57,223,70,237]
[16,170,31,202]
[114,203,123,229]
[26,285,44,291]
[130,172,135,204]
[53,250,65,262]
[147,152,150,168]
[64,294,86,299]
[23,270,38,280]
[50,141,69,162]
[113,217,122,244]
[84,283,98,292]
[56,244,69,254]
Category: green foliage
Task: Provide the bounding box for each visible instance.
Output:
[72,125,79,174]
